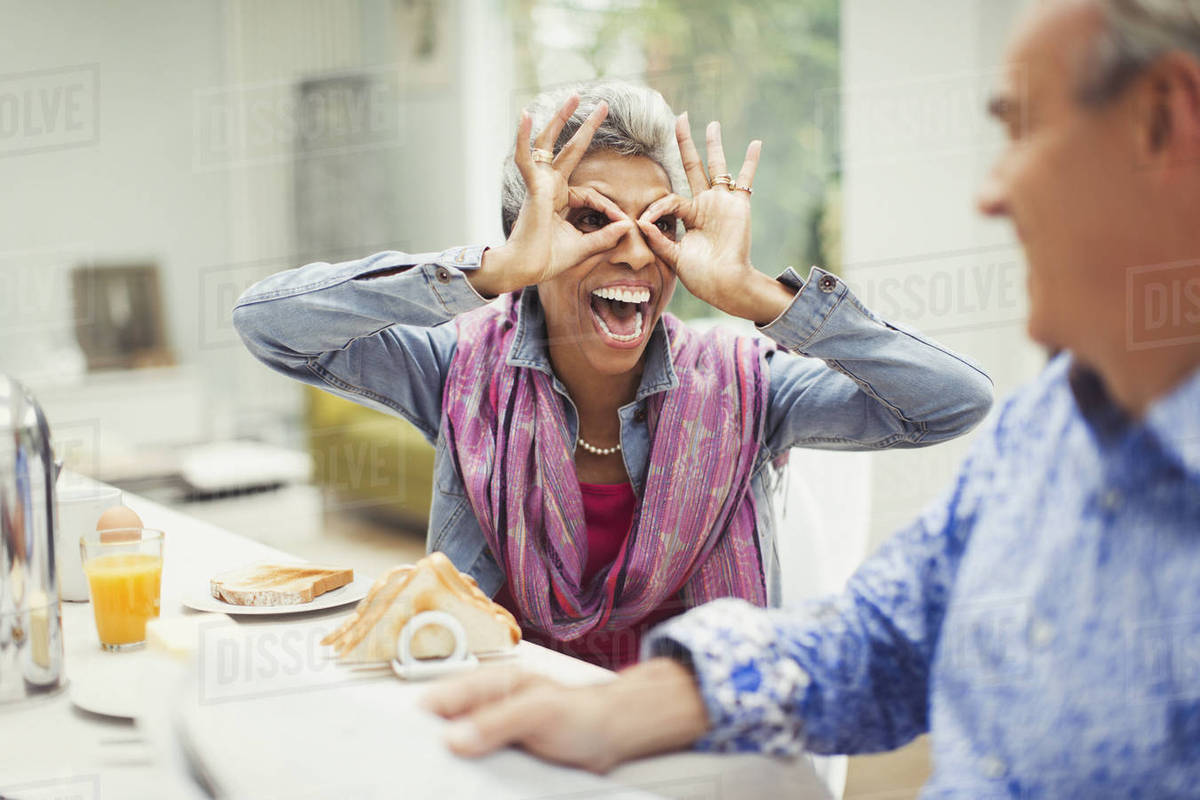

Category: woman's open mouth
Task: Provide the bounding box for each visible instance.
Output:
[588,285,652,347]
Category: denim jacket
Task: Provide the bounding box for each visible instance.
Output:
[233,246,994,604]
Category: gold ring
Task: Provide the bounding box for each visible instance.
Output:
[710,173,734,189]
[530,148,554,165]
[734,184,753,195]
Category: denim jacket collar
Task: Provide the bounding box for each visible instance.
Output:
[503,287,679,400]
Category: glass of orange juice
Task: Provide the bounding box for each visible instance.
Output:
[80,528,164,651]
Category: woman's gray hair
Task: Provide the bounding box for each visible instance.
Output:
[500,80,687,238]
[1079,0,1200,105]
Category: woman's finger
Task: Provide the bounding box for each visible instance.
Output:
[422,667,542,719]
[554,101,609,177]
[637,194,694,268]
[559,186,632,262]
[534,94,580,153]
[513,112,535,185]
[705,121,730,184]
[579,218,635,258]
[565,187,634,261]
[735,140,763,190]
[637,219,681,269]
[675,113,709,196]
[640,193,696,230]
[566,186,626,223]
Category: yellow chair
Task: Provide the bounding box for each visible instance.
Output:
[305,386,434,528]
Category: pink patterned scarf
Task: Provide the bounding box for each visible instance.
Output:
[443,293,770,641]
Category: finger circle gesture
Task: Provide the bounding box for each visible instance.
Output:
[633,115,763,311]
[500,96,636,287]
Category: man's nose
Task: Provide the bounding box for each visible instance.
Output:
[976,164,1009,218]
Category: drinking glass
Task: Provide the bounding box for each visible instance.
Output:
[80,528,164,651]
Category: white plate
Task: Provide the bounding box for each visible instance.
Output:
[69,647,153,719]
[182,575,372,615]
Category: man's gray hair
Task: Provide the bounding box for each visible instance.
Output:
[1080,0,1200,104]
[500,80,687,238]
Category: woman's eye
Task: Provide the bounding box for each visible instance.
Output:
[574,211,607,231]
[655,217,677,239]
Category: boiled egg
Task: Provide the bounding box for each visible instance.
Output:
[96,505,144,532]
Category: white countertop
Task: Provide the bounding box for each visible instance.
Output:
[0,492,833,800]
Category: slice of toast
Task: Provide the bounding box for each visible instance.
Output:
[210,563,354,606]
[321,552,520,663]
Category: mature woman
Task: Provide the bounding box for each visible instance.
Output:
[233,80,992,669]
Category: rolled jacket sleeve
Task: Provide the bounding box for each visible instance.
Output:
[232,247,491,440]
[757,266,994,453]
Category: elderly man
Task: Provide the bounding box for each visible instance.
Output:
[425,0,1200,795]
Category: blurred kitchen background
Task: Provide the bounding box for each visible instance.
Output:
[0,1,1043,795]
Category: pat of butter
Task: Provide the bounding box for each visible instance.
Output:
[147,614,235,660]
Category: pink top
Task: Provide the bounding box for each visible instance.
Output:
[495,481,681,670]
[577,481,636,583]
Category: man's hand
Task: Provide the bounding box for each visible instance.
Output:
[421,658,712,773]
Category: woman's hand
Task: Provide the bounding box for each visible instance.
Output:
[470,97,636,298]
[421,658,711,773]
[637,116,795,325]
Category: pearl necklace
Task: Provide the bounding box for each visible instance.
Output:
[577,435,621,456]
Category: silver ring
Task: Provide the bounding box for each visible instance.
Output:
[710,173,734,189]
[530,148,554,165]
[733,184,753,195]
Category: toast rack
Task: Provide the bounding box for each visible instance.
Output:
[391,611,478,681]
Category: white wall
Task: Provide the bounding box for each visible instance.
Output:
[841,0,1042,550]
[0,1,230,380]
[459,0,516,246]
[0,0,512,460]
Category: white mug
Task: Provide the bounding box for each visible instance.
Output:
[56,480,122,602]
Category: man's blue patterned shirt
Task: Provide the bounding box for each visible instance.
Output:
[645,354,1200,798]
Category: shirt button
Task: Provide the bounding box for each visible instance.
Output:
[435,266,452,284]
[1101,488,1122,511]
[1031,619,1055,648]
[981,756,1008,780]
[817,274,838,293]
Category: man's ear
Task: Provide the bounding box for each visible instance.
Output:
[1137,52,1200,170]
